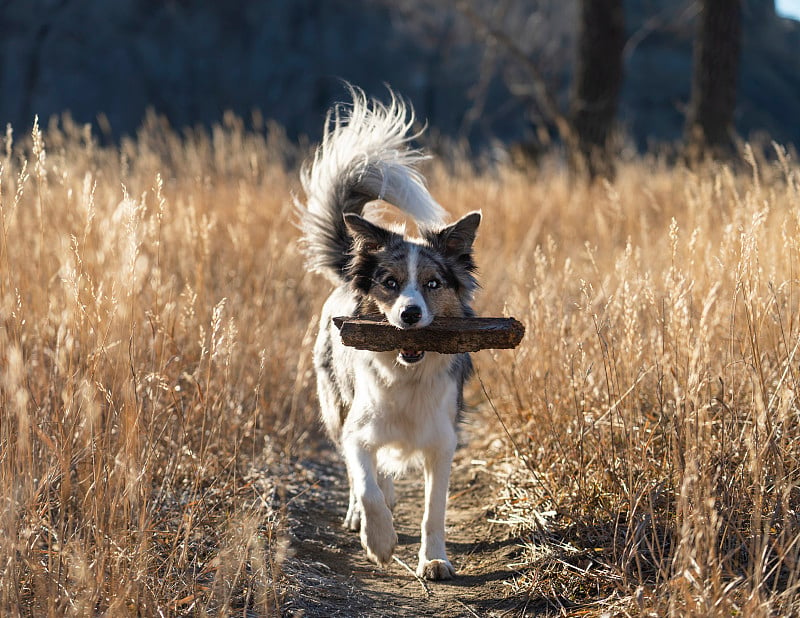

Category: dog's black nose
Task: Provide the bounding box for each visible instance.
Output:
[401,305,423,325]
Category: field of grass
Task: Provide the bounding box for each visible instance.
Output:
[1,113,799,616]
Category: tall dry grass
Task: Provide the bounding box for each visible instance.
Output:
[0,113,316,616]
[1,112,799,616]
[442,146,800,615]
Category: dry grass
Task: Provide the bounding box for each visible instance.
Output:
[1,112,799,616]
[452,146,800,616]
[0,113,312,616]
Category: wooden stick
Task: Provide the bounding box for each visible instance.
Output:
[332,315,525,353]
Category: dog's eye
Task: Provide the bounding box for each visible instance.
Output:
[384,277,399,290]
[426,278,441,289]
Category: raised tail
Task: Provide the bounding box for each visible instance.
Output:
[297,86,446,282]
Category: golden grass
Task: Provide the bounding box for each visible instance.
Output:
[1,113,799,616]
[455,147,800,615]
[0,113,308,616]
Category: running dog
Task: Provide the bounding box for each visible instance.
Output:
[297,87,480,580]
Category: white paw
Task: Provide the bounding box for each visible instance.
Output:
[343,504,361,531]
[360,504,397,566]
[416,558,455,580]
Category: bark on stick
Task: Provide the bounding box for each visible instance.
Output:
[332,315,525,353]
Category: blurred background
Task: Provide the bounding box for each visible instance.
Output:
[1,0,798,159]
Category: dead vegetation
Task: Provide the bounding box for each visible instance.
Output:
[1,113,799,616]
[0,113,307,616]
[462,145,800,616]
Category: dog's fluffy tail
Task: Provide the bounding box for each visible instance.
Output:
[297,86,446,282]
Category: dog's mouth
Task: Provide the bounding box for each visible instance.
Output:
[398,349,425,364]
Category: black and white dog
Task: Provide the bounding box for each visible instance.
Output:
[298,87,480,580]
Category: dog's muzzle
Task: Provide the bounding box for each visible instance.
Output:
[399,349,425,364]
[400,305,423,326]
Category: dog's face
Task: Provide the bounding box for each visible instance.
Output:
[344,212,480,365]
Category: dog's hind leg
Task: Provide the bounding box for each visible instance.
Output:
[417,435,457,580]
[378,473,396,512]
[343,472,361,531]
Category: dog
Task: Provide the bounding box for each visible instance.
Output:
[297,86,480,580]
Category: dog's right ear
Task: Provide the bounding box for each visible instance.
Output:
[432,211,481,258]
[344,214,393,253]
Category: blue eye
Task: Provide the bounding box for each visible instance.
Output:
[426,279,441,289]
[384,277,398,289]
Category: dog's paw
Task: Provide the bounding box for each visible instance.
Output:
[343,505,361,531]
[360,506,397,566]
[417,558,455,580]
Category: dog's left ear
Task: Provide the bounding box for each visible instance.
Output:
[433,211,481,257]
[344,213,394,253]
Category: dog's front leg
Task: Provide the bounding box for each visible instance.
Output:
[342,436,397,566]
[417,436,457,580]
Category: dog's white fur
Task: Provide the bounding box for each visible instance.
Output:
[297,87,479,580]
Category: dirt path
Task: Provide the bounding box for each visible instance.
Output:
[281,437,530,617]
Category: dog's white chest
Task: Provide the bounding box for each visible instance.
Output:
[348,355,458,455]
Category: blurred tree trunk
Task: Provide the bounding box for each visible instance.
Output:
[744,0,774,25]
[685,0,742,159]
[569,0,625,178]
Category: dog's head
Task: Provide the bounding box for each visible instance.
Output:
[344,211,480,364]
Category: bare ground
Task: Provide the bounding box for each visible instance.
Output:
[280,434,533,617]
